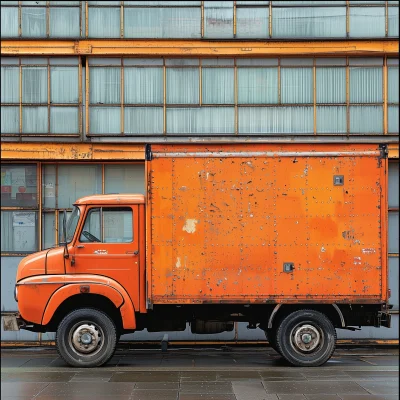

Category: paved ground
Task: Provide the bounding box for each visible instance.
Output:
[1,346,399,400]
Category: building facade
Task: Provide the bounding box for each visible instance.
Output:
[1,0,399,343]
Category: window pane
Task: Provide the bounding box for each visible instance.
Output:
[50,67,79,103]
[349,106,383,134]
[389,212,399,253]
[204,1,233,38]
[167,68,199,104]
[316,106,347,133]
[1,211,38,253]
[80,208,101,242]
[1,7,19,37]
[388,67,399,103]
[42,164,56,209]
[167,107,235,134]
[388,106,399,134]
[389,162,399,209]
[238,68,278,104]
[50,7,80,38]
[1,107,19,134]
[273,7,346,38]
[58,211,73,243]
[103,208,133,243]
[124,7,201,39]
[349,7,385,37]
[89,107,121,134]
[1,164,37,207]
[388,6,399,37]
[124,68,163,104]
[90,68,121,104]
[202,68,234,104]
[22,67,47,103]
[350,67,382,103]
[21,7,46,37]
[105,165,145,195]
[43,212,55,250]
[281,68,313,104]
[88,7,120,38]
[389,257,399,310]
[316,68,346,103]
[22,106,48,133]
[1,66,20,103]
[236,8,268,39]
[238,106,313,134]
[58,164,102,208]
[50,107,79,134]
[124,107,163,135]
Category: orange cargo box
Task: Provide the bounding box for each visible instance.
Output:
[147,144,388,305]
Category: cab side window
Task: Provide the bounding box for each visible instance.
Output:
[80,207,133,243]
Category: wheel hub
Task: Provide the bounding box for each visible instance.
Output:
[292,324,321,352]
[71,323,102,354]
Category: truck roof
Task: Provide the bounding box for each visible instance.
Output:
[74,194,145,205]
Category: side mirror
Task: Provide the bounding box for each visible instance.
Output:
[60,210,70,259]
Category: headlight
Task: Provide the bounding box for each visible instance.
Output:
[14,285,18,302]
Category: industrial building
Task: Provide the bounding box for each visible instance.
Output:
[1,0,398,344]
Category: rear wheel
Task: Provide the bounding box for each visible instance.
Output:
[265,328,281,354]
[276,309,336,367]
[56,308,117,368]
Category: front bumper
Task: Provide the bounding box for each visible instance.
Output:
[2,313,27,331]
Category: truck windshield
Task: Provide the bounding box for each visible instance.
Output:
[66,206,80,243]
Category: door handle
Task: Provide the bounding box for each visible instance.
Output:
[76,245,85,249]
[126,250,139,255]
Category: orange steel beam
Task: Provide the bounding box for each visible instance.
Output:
[388,144,399,159]
[1,40,398,57]
[0,143,145,161]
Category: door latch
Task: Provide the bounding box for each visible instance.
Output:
[283,262,294,273]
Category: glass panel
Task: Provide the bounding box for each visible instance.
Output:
[236,58,278,66]
[389,162,399,208]
[50,67,79,103]
[57,211,72,243]
[50,7,80,38]
[0,7,19,37]
[349,7,385,38]
[236,8,268,39]
[1,164,37,207]
[388,6,399,37]
[204,1,233,38]
[43,213,56,250]
[125,1,201,4]
[238,106,313,134]
[22,67,47,103]
[349,106,383,134]
[280,58,313,67]
[1,67,19,102]
[316,68,346,103]
[58,164,102,208]
[237,68,278,104]
[202,68,234,104]
[88,7,120,38]
[124,7,201,39]
[388,106,399,134]
[350,67,382,103]
[167,68,199,104]
[389,212,399,253]
[124,107,163,135]
[388,67,399,103]
[22,106,48,133]
[1,211,38,253]
[316,106,347,133]
[89,107,121,134]
[21,1,46,5]
[65,207,79,243]
[349,57,383,66]
[389,257,399,310]
[166,59,199,66]
[103,208,133,243]
[281,68,313,104]
[50,107,79,134]
[105,164,145,195]
[272,7,346,38]
[80,208,101,242]
[167,107,235,134]
[42,164,56,209]
[90,68,121,104]
[21,7,46,37]
[0,106,19,134]
[124,67,163,104]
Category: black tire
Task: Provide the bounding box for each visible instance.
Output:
[56,308,117,368]
[276,309,336,367]
[265,328,281,354]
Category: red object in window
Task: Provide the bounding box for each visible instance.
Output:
[1,186,11,193]
[18,186,26,193]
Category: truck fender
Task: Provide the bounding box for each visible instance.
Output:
[41,279,136,330]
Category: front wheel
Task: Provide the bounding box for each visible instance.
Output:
[56,308,117,368]
[276,309,336,367]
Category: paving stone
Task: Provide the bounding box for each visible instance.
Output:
[1,382,50,397]
[180,372,218,381]
[354,380,399,395]
[217,371,261,381]
[0,372,75,382]
[134,382,179,390]
[130,390,179,400]
[305,396,342,400]
[232,381,277,400]
[338,396,400,400]
[178,395,236,400]
[69,372,114,382]
[277,396,307,400]
[110,371,179,382]
[180,382,233,394]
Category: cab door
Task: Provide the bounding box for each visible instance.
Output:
[69,205,140,307]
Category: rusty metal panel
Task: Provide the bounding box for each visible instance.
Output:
[148,144,387,304]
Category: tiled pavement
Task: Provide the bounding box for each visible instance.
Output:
[1,346,399,400]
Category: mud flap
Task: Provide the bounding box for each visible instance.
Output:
[2,314,21,331]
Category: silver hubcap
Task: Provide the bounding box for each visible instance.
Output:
[70,323,103,355]
[291,324,322,353]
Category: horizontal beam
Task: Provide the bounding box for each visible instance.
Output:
[0,143,145,161]
[1,40,399,57]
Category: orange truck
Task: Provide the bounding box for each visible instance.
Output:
[4,144,392,367]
